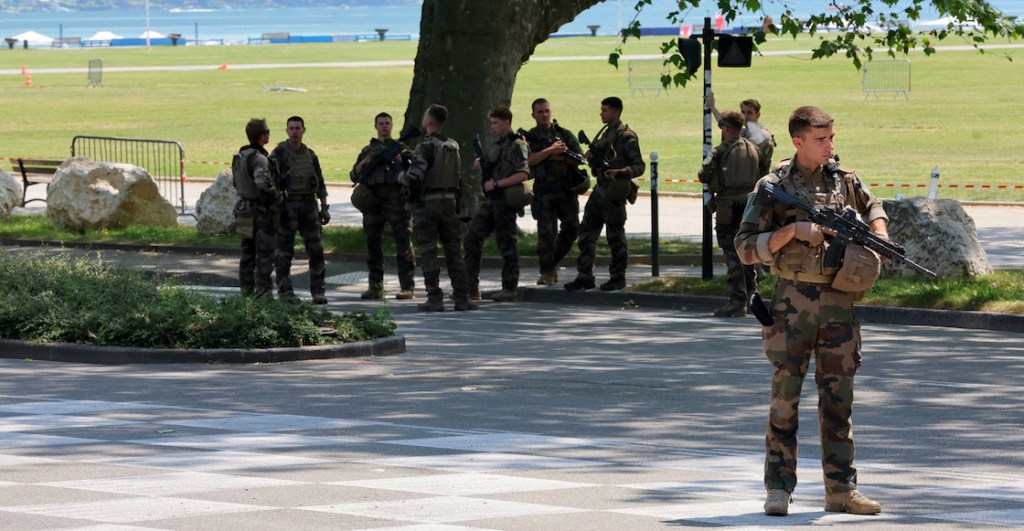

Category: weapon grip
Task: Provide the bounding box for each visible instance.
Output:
[825,237,847,270]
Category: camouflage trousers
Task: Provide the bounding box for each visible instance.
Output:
[275,197,326,298]
[533,180,580,276]
[363,185,416,291]
[574,185,627,282]
[763,278,862,494]
[464,196,520,291]
[412,197,469,303]
[715,197,762,303]
[238,204,277,296]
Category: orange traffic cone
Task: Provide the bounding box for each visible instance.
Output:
[21,63,26,74]
[25,73,32,87]
[217,63,227,70]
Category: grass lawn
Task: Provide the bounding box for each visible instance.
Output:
[1,34,1022,201]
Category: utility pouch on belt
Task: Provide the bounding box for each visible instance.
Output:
[233,200,254,240]
[503,182,534,210]
[831,244,881,293]
[606,176,632,204]
[350,183,377,214]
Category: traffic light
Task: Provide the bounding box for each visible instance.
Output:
[677,36,702,75]
[717,34,753,67]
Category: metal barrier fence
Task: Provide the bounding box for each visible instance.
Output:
[862,58,911,100]
[628,60,667,96]
[70,136,188,215]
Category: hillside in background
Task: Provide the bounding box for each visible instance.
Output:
[1,0,419,12]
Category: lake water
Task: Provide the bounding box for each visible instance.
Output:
[2,0,1021,44]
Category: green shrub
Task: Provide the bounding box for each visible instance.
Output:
[0,252,396,348]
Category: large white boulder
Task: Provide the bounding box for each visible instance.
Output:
[46,157,178,231]
[195,169,239,235]
[882,197,991,278]
[0,167,22,221]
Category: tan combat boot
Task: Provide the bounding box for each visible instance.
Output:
[417,299,445,312]
[536,272,558,285]
[361,287,383,300]
[490,289,517,302]
[468,286,481,301]
[764,489,791,516]
[825,490,881,515]
[395,289,415,300]
[713,299,746,317]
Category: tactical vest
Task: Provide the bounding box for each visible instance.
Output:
[490,133,528,180]
[711,137,762,195]
[598,123,637,170]
[362,140,403,186]
[276,144,317,195]
[528,125,570,181]
[232,147,261,201]
[772,159,850,278]
[423,136,461,191]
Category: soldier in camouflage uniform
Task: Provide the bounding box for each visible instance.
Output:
[706,93,777,167]
[565,97,645,292]
[232,117,280,298]
[699,110,770,317]
[526,98,585,286]
[270,116,329,305]
[351,112,417,301]
[464,106,531,302]
[398,104,477,312]
[735,106,886,517]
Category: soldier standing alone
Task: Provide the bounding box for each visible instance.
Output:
[270,116,329,304]
[350,112,417,301]
[525,98,585,286]
[735,106,885,517]
[565,96,645,292]
[464,106,531,302]
[232,117,280,298]
[699,110,770,317]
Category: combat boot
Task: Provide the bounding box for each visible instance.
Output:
[600,277,626,291]
[454,299,479,311]
[825,490,881,515]
[536,271,558,285]
[468,286,481,301]
[713,299,747,317]
[417,298,445,312]
[361,286,383,300]
[312,294,328,305]
[279,291,300,303]
[564,278,595,291]
[490,289,517,302]
[764,489,792,516]
[395,289,415,300]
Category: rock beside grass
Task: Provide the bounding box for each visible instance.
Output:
[0,168,21,221]
[195,169,239,235]
[882,197,992,279]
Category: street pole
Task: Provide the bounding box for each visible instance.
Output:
[650,151,660,277]
[700,16,714,280]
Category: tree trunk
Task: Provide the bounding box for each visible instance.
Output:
[404,0,602,175]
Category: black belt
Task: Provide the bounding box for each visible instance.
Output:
[286,193,315,202]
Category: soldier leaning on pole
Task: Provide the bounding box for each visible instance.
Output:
[350,112,417,301]
[564,96,645,292]
[699,110,770,317]
[735,105,886,517]
[464,105,531,303]
[398,104,477,312]
[269,116,329,305]
[524,98,587,287]
[231,117,281,298]
[706,92,777,168]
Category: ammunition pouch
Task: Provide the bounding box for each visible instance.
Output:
[831,244,881,294]
[503,182,534,210]
[350,183,377,214]
[233,200,255,240]
[568,166,591,195]
[606,176,632,204]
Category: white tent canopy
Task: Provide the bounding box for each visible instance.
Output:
[12,30,53,45]
[138,30,165,39]
[87,30,123,41]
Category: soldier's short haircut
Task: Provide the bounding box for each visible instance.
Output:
[788,106,834,138]
[375,112,392,124]
[426,104,447,126]
[287,115,304,127]
[601,96,624,111]
[489,105,513,122]
[531,98,549,111]
[245,118,269,144]
[741,99,761,112]
[719,110,744,130]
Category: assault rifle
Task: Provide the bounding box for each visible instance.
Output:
[517,128,586,165]
[356,125,420,183]
[578,130,610,179]
[755,182,937,277]
[472,135,500,199]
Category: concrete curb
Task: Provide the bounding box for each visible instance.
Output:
[0,335,406,365]
[519,287,1024,333]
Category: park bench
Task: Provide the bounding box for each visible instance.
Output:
[12,158,63,207]
[260,32,290,43]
